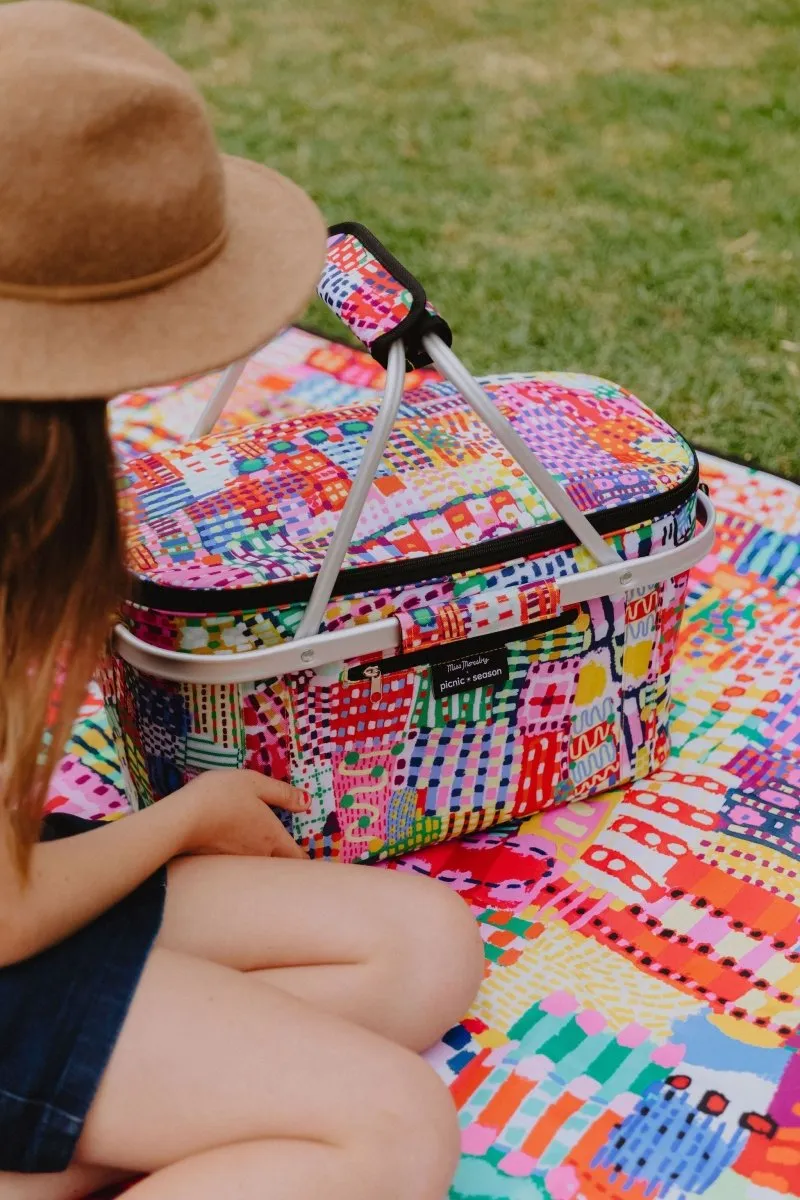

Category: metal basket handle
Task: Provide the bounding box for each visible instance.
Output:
[187,223,450,439]
[294,336,622,640]
[114,490,715,684]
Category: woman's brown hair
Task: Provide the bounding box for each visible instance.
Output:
[0,401,127,869]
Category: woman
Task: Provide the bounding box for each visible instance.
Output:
[0,4,484,1197]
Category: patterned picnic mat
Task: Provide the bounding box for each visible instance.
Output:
[53,329,800,1200]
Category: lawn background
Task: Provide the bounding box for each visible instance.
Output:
[87,0,799,475]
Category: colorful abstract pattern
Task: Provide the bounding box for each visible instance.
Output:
[51,332,799,1200]
[318,228,419,352]
[107,326,430,459]
[315,226,449,367]
[417,454,800,1200]
[397,578,562,654]
[117,365,695,594]
[105,345,698,860]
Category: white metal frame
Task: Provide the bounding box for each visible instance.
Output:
[116,331,716,685]
[189,357,249,440]
[114,491,715,685]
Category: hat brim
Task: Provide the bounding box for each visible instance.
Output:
[0,156,328,401]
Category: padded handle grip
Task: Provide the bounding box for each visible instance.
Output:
[317,222,452,370]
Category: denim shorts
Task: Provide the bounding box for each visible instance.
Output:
[0,813,166,1172]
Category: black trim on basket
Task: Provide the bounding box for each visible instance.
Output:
[345,609,579,681]
[131,457,700,616]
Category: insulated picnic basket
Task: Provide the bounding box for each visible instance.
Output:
[106,224,715,862]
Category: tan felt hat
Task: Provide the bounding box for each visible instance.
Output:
[0,1,327,400]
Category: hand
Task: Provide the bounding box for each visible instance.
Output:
[170,769,310,860]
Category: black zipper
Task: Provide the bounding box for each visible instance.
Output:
[132,456,699,616]
[345,609,579,681]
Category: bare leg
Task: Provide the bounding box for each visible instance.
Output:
[158,855,485,1051]
[74,947,460,1198]
[0,855,481,1197]
[0,1164,129,1199]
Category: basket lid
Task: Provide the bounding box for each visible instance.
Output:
[122,372,696,604]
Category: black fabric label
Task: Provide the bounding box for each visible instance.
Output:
[431,647,509,698]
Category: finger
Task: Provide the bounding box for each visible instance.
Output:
[256,776,310,813]
[268,820,308,859]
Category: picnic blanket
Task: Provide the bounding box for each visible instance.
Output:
[52,328,800,1200]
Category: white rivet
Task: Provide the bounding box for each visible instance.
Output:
[300,649,315,663]
[620,570,633,586]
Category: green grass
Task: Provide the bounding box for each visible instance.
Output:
[89,0,800,475]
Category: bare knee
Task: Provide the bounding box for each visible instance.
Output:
[378,873,484,1045]
[350,1052,461,1199]
[423,878,485,1006]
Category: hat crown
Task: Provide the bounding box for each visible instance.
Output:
[0,1,226,291]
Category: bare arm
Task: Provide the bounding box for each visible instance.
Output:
[0,771,307,968]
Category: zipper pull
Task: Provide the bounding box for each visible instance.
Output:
[363,664,383,702]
